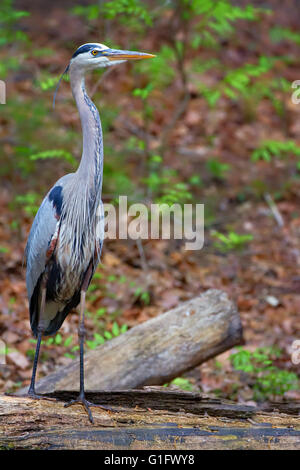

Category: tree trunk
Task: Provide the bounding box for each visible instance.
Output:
[1,389,299,450]
[31,289,243,394]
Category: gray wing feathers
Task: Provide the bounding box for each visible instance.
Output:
[25,195,58,301]
[25,173,74,301]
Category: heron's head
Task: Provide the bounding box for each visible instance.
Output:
[53,43,155,107]
[69,42,155,72]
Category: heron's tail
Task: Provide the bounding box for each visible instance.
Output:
[29,280,81,337]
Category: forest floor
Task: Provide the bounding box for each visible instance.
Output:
[0,0,299,404]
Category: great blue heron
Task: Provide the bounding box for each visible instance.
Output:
[25,43,155,423]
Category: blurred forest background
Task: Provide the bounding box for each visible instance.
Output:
[0,0,299,404]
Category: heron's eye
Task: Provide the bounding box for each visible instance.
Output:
[91,50,99,56]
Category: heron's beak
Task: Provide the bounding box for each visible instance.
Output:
[104,49,156,61]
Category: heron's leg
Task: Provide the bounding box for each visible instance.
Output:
[64,290,114,423]
[78,290,87,399]
[28,288,45,399]
[28,328,43,397]
[64,290,95,423]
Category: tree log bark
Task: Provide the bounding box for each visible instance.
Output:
[1,389,299,450]
[31,289,243,394]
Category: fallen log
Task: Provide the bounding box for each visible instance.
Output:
[30,289,243,394]
[1,389,299,450]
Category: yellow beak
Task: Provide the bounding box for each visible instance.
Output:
[105,49,156,61]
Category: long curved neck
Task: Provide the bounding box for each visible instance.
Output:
[70,67,103,201]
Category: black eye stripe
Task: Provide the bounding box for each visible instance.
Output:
[72,44,102,58]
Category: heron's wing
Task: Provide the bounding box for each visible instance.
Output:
[25,194,60,302]
[25,174,73,302]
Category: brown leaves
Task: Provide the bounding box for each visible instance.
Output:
[103,252,122,268]
[7,351,30,371]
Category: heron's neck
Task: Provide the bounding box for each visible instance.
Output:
[70,68,103,200]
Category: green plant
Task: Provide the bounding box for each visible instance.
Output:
[102,0,153,28]
[131,83,154,164]
[1,98,53,176]
[29,333,64,348]
[86,332,106,350]
[158,182,193,206]
[36,72,69,92]
[132,0,266,155]
[0,0,29,47]
[142,164,193,206]
[72,0,153,34]
[28,334,78,360]
[0,1,29,79]
[212,230,253,252]
[206,158,231,180]
[198,55,278,114]
[169,377,195,392]
[251,140,300,162]
[29,149,77,167]
[86,322,128,350]
[14,192,40,217]
[270,26,300,45]
[133,287,151,305]
[223,56,275,99]
[230,347,299,401]
[134,45,176,89]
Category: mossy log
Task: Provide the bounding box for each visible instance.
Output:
[1,389,299,450]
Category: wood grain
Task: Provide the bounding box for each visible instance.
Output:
[1,389,299,450]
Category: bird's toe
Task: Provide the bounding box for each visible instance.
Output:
[64,396,95,424]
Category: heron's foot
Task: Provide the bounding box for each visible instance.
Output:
[26,390,57,402]
[27,388,42,399]
[64,395,96,424]
[64,395,116,423]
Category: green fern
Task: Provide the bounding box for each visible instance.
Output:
[230,347,299,401]
[36,73,69,92]
[252,140,300,162]
[86,322,128,350]
[30,149,77,166]
[0,0,29,47]
[270,26,300,45]
[206,158,231,180]
[72,0,153,29]
[212,230,253,252]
